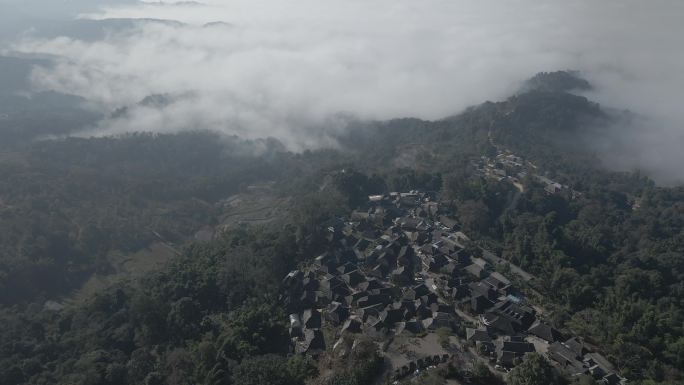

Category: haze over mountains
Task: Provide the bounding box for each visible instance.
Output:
[0,0,683,183]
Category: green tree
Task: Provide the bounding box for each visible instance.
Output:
[232,355,300,385]
[507,353,561,385]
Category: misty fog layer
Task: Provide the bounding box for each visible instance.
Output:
[4,0,684,183]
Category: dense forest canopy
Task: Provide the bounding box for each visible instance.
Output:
[0,72,682,385]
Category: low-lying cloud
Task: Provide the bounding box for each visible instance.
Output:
[6,0,684,182]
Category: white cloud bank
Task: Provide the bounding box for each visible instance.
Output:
[8,0,684,182]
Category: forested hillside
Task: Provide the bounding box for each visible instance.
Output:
[0,132,293,303]
[0,72,682,385]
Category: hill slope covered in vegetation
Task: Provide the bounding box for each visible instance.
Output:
[0,72,682,385]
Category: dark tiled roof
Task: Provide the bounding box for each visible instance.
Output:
[466,328,492,342]
[528,322,563,342]
[502,341,535,354]
[302,309,321,329]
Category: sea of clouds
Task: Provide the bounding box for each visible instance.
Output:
[5,0,684,183]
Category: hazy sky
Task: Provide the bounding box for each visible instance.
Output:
[2,0,684,182]
[0,0,132,41]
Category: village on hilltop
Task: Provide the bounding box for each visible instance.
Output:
[474,150,575,197]
[280,191,625,384]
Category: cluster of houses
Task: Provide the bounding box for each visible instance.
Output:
[548,338,625,385]
[474,152,569,196]
[280,191,624,384]
[475,153,526,184]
